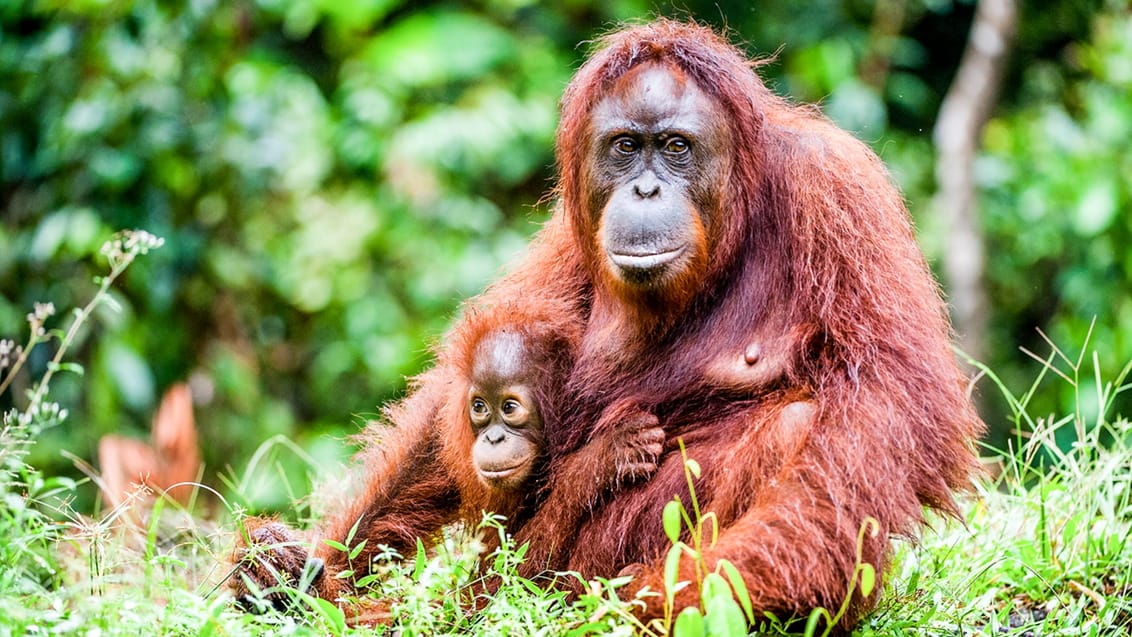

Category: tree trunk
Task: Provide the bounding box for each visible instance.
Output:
[933,0,1017,364]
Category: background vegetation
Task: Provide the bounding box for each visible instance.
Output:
[2,0,1131,516]
[3,1,1132,635]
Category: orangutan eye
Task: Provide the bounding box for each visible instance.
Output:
[664,137,690,155]
[613,137,639,155]
[502,399,520,415]
[471,398,488,415]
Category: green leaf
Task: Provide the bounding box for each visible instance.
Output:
[704,594,747,637]
[665,543,684,601]
[145,496,165,563]
[858,563,876,598]
[322,539,349,553]
[520,577,543,595]
[826,78,887,136]
[903,567,920,595]
[413,538,427,578]
[154,555,186,569]
[606,574,634,588]
[301,593,347,637]
[57,362,84,376]
[674,606,705,637]
[101,295,122,313]
[345,518,361,545]
[348,539,367,560]
[664,498,684,544]
[701,572,729,605]
[686,459,702,479]
[718,560,754,623]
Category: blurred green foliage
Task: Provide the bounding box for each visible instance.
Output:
[0,0,1127,512]
[978,7,1132,425]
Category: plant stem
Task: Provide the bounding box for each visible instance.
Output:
[0,334,45,397]
[22,256,135,424]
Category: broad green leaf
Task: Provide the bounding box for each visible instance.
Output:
[196,595,228,637]
[827,78,887,136]
[858,563,876,598]
[520,577,544,595]
[105,342,154,409]
[701,572,730,605]
[903,567,920,595]
[674,606,705,637]
[664,498,684,544]
[704,595,747,637]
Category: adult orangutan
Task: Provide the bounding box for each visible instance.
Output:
[231,19,983,632]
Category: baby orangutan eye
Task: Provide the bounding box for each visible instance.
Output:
[471,398,489,415]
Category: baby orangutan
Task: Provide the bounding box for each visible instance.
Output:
[466,328,664,493]
[229,304,666,616]
[466,330,548,492]
[455,325,669,587]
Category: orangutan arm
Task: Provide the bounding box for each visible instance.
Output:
[509,400,664,576]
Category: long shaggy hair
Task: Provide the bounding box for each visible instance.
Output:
[539,19,983,629]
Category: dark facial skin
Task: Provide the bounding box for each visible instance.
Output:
[468,332,545,490]
[588,63,729,290]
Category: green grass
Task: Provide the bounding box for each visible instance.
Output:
[859,338,1132,636]
[2,233,1131,635]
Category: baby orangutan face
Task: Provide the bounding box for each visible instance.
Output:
[468,331,546,490]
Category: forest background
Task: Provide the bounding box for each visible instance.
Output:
[2,0,1131,514]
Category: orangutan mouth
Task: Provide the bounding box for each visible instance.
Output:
[608,246,685,274]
